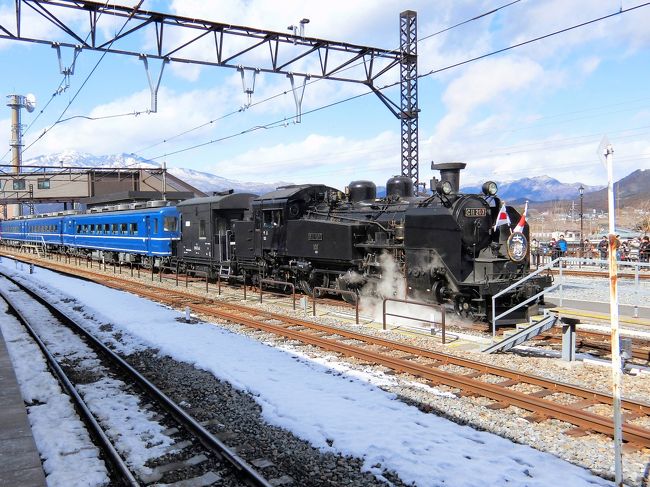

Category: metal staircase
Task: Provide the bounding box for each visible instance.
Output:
[482,314,558,354]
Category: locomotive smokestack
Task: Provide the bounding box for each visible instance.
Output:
[431,162,466,193]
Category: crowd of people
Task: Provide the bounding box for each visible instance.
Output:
[529,234,650,267]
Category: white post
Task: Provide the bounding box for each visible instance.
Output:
[162,161,167,201]
[605,144,623,486]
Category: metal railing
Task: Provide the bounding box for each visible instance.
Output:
[382,297,448,343]
[312,287,359,324]
[493,256,650,338]
[259,279,296,310]
[491,258,559,339]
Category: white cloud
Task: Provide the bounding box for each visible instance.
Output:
[432,56,544,142]
[209,130,399,188]
[21,84,239,157]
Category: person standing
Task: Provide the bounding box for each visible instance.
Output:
[583,239,594,263]
[531,238,540,268]
[640,236,650,264]
[557,234,568,266]
[597,236,608,268]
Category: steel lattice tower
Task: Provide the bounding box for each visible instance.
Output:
[400,10,419,189]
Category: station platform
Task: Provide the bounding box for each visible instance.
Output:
[0,326,47,486]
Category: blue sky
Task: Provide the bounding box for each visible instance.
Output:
[1,0,649,190]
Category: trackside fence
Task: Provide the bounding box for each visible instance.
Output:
[312,287,359,324]
[382,298,448,343]
[259,279,296,310]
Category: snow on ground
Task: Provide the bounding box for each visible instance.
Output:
[0,275,176,478]
[0,259,615,487]
[0,299,110,486]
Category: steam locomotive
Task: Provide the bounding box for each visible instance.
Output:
[0,162,551,323]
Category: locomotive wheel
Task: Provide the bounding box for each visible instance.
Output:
[300,273,329,297]
[454,295,475,319]
[335,274,361,304]
[431,281,448,304]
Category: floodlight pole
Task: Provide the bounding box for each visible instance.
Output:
[579,185,584,268]
[605,144,623,487]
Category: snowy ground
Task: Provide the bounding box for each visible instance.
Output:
[0,259,616,487]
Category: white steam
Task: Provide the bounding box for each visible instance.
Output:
[359,253,442,330]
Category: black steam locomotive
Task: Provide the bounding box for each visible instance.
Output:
[175,162,551,323]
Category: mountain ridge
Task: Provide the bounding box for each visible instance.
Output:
[23,151,290,195]
[22,152,644,206]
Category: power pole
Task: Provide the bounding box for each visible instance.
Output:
[400,10,419,190]
[6,94,24,173]
[6,94,32,218]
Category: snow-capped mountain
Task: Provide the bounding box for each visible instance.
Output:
[461,175,604,202]
[22,151,289,195]
[23,150,159,170]
[167,167,291,195]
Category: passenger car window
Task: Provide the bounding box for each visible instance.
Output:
[163,217,177,232]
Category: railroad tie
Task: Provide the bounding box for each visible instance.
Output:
[566,398,598,410]
[527,389,554,398]
[523,412,549,423]
[486,401,510,410]
[563,427,591,438]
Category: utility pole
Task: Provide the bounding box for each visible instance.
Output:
[604,144,623,487]
[6,94,35,218]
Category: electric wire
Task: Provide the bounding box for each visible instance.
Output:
[21,1,145,155]
[132,0,522,156]
[0,0,116,165]
[145,2,650,162]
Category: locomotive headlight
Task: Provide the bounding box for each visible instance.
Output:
[436,180,453,195]
[482,181,498,196]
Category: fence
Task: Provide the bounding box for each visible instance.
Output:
[382,298,447,343]
[312,287,359,324]
[259,279,296,310]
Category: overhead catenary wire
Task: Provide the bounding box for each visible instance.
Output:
[0,0,117,165]
[145,2,650,162]
[132,0,522,156]
[21,1,145,155]
[11,0,524,164]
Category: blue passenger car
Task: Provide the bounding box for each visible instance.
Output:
[61,205,180,258]
[0,219,25,243]
[23,216,64,246]
[0,204,181,266]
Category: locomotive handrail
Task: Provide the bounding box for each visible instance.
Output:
[382,298,448,344]
[312,287,359,324]
[259,279,296,310]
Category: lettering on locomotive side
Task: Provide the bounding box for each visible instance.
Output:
[308,232,323,241]
[464,208,487,217]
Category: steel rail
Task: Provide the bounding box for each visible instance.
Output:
[4,250,650,412]
[4,251,650,444]
[0,269,273,487]
[0,286,139,486]
[187,303,650,446]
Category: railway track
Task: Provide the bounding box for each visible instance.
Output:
[0,270,273,487]
[533,328,650,363]
[547,266,650,280]
[4,251,650,450]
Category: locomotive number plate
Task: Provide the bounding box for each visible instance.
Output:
[464,208,486,217]
[308,232,323,241]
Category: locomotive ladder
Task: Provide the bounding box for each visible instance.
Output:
[218,264,231,278]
